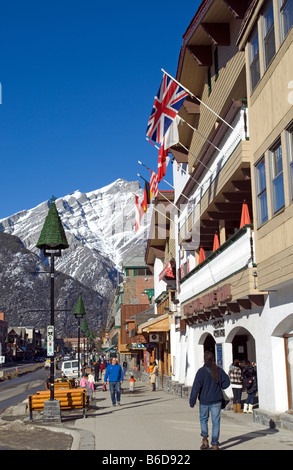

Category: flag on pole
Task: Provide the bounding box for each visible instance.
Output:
[134,194,143,232]
[142,180,150,213]
[146,73,188,144]
[150,171,158,200]
[158,138,168,183]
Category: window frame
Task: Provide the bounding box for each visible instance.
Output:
[279,0,293,41]
[270,137,285,213]
[256,157,269,226]
[249,25,260,92]
[262,0,276,70]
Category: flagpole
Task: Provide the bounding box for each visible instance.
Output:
[138,160,191,204]
[161,68,236,133]
[137,172,182,213]
[146,137,206,190]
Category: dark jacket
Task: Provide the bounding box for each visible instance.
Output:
[242,366,257,394]
[189,363,230,407]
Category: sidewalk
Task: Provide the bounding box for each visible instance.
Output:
[68,380,293,451]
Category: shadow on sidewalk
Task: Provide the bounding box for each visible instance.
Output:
[220,427,279,450]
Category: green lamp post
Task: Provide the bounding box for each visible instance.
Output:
[36,198,69,403]
[73,295,86,379]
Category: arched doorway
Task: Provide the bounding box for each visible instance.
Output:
[226,327,256,364]
[199,333,216,358]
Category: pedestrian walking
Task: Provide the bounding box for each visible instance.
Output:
[80,373,89,388]
[242,360,257,413]
[228,359,243,413]
[123,360,127,377]
[88,371,95,393]
[189,351,230,450]
[94,358,101,381]
[100,360,106,382]
[129,375,136,392]
[103,357,124,406]
[149,361,158,391]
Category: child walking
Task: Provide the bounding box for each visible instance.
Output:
[129,375,136,392]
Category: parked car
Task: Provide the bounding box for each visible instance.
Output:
[61,359,82,379]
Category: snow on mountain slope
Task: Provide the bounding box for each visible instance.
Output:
[0,179,149,294]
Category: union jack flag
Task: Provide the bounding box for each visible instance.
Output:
[146,73,188,144]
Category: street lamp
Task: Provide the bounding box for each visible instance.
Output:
[36,198,69,421]
[73,295,86,379]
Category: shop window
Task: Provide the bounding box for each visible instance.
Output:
[271,138,285,213]
[256,157,268,225]
[279,0,293,41]
[262,1,276,70]
[249,26,260,92]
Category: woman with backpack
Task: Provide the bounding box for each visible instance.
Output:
[242,360,257,413]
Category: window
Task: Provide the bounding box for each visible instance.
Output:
[263,1,276,69]
[271,139,285,213]
[279,0,293,40]
[256,158,268,225]
[249,27,260,91]
[286,122,293,198]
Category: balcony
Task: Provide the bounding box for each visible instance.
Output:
[178,107,251,251]
[179,226,265,319]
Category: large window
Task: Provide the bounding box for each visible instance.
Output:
[249,27,260,92]
[271,139,285,213]
[263,1,276,69]
[286,122,293,198]
[279,0,293,40]
[256,158,268,225]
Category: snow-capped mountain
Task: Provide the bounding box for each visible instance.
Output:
[0,179,148,287]
[0,179,149,335]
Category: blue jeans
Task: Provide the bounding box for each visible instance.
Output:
[109,381,121,405]
[199,402,222,446]
[245,392,256,405]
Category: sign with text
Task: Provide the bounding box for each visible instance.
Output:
[47,325,54,356]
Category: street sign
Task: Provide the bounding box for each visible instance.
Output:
[0,356,5,364]
[47,325,54,357]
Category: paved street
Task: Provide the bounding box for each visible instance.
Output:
[68,380,293,451]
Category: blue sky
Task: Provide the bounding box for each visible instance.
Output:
[0,0,201,219]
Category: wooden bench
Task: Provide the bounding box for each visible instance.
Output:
[53,381,72,390]
[28,388,87,421]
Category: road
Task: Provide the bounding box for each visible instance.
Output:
[0,367,48,412]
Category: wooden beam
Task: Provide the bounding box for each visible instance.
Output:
[248,295,265,307]
[207,211,241,220]
[187,45,213,66]
[223,0,251,19]
[201,23,230,46]
[237,298,252,310]
[231,180,251,192]
[227,302,240,313]
[170,147,188,163]
[183,96,201,115]
[223,192,252,203]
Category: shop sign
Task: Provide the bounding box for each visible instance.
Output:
[184,284,231,315]
[131,343,147,349]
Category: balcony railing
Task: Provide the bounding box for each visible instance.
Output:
[179,225,254,304]
[178,107,249,233]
